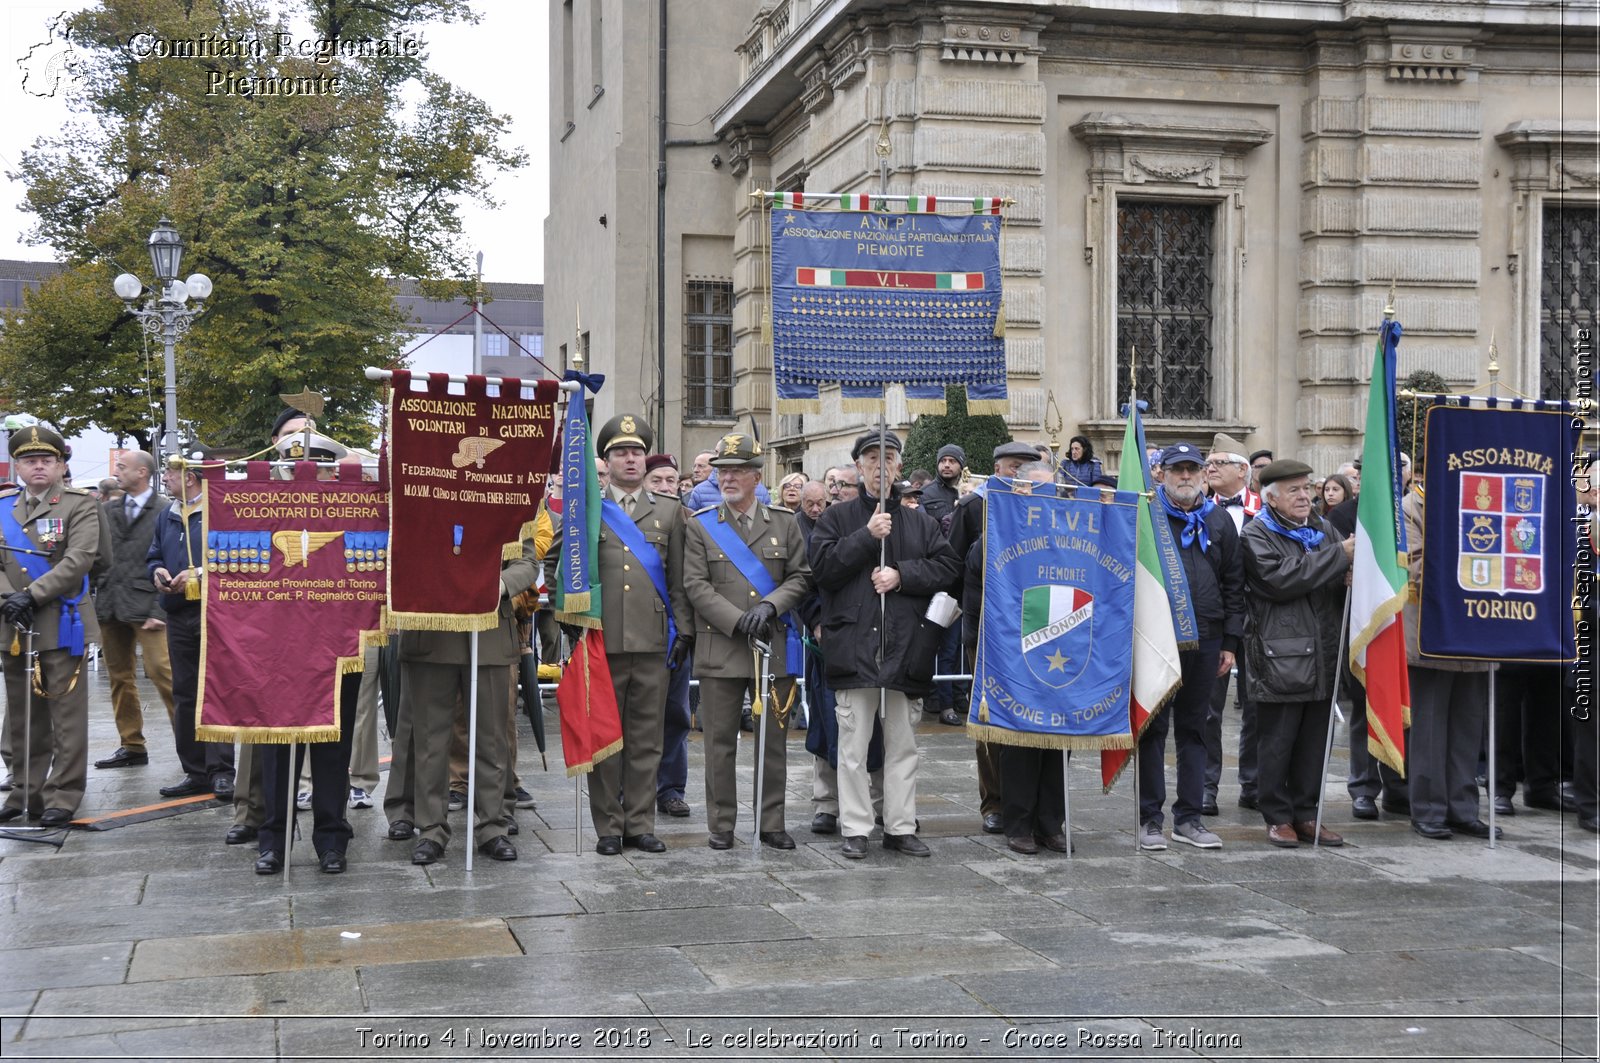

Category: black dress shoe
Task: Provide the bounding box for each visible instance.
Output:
[1381,796,1411,816]
[225,824,258,845]
[0,805,24,823]
[707,831,734,850]
[939,706,962,726]
[658,797,691,818]
[1525,790,1578,813]
[159,775,210,798]
[478,836,517,861]
[840,835,869,859]
[1492,795,1515,816]
[38,808,72,828]
[595,835,622,856]
[94,746,149,769]
[506,817,519,836]
[811,812,837,834]
[1201,797,1220,817]
[1447,818,1503,839]
[740,713,754,733]
[255,852,283,875]
[759,830,796,850]
[624,833,667,853]
[210,775,235,799]
[412,839,444,865]
[1412,820,1453,840]
[386,819,416,841]
[883,833,930,856]
[1007,835,1039,855]
[981,812,1004,834]
[1352,796,1379,820]
[1238,793,1259,810]
[318,850,347,874]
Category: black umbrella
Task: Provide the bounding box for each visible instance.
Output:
[518,643,549,771]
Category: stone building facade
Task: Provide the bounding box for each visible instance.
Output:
[548,0,1599,477]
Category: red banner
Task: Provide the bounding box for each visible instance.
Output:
[386,372,559,630]
[197,464,387,742]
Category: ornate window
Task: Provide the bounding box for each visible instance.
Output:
[1540,204,1599,400]
[1116,201,1216,419]
[684,280,734,419]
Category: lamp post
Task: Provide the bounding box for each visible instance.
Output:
[113,219,212,460]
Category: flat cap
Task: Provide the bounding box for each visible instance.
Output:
[992,440,1038,463]
[851,430,902,460]
[1257,458,1314,487]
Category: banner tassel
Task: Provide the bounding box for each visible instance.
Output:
[993,300,1006,338]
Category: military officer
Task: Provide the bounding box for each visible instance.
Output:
[682,432,812,849]
[580,413,692,855]
[0,425,112,825]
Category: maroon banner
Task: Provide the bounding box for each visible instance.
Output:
[197,464,387,742]
[386,372,559,631]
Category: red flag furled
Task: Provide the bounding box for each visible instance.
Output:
[556,628,623,776]
[197,463,387,742]
[385,371,559,630]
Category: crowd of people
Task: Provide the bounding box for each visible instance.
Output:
[1,413,1595,876]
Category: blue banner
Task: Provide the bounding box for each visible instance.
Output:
[1419,404,1578,662]
[968,481,1139,749]
[769,209,1006,414]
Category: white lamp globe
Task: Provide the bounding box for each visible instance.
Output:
[113,273,142,300]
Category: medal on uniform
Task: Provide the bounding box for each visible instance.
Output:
[207,532,220,573]
[36,518,63,550]
[452,524,464,556]
[345,532,359,571]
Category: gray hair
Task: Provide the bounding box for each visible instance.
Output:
[1017,461,1055,478]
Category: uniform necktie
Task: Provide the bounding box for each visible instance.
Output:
[738,513,752,534]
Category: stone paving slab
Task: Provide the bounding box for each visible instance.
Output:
[680,930,1057,989]
[0,1017,277,1059]
[1266,904,1579,955]
[126,916,522,981]
[0,940,133,992]
[773,863,1008,904]
[0,893,291,949]
[771,892,1089,938]
[1233,947,1592,1006]
[1000,914,1342,968]
[1242,876,1546,915]
[23,967,362,1038]
[639,973,993,1019]
[290,881,582,928]
[954,960,1323,1015]
[0,991,36,1017]
[560,869,801,913]
[507,904,804,953]
[964,852,1209,892]
[1045,880,1308,923]
[9,870,146,912]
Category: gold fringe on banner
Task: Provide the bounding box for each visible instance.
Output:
[993,301,1006,338]
[552,602,599,627]
[966,722,1133,752]
[966,399,1011,416]
[565,735,625,778]
[839,397,885,414]
[775,398,823,415]
[197,724,341,744]
[384,608,502,633]
[905,398,949,416]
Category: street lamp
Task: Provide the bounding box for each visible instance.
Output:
[113,218,212,460]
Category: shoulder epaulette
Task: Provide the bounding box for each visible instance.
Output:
[690,504,719,518]
[63,486,91,495]
[767,503,793,514]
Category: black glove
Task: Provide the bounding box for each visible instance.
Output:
[559,623,585,647]
[667,634,694,670]
[734,601,777,639]
[1,591,34,628]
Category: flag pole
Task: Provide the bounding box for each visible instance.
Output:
[465,632,479,873]
[751,636,772,858]
[875,121,892,724]
[1485,333,1500,851]
[1314,592,1353,848]
[283,740,295,885]
[1128,357,1142,854]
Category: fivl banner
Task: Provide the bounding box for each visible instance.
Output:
[386,371,559,630]
[197,464,387,742]
[769,207,1006,414]
[1419,404,1579,662]
[968,480,1140,749]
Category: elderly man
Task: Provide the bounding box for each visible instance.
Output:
[682,433,811,849]
[1240,458,1351,848]
[93,450,176,772]
[810,431,960,858]
[0,426,111,826]
[949,440,1044,821]
[1204,433,1262,815]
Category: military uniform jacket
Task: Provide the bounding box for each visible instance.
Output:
[0,485,112,652]
[595,487,690,657]
[683,501,812,679]
[397,545,538,667]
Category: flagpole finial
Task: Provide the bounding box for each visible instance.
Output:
[1486,329,1499,397]
[1129,345,1139,397]
[1383,280,1396,319]
[573,302,584,370]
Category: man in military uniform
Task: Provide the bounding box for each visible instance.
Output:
[0,426,112,825]
[579,414,692,855]
[682,432,812,849]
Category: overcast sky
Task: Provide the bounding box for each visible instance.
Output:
[1,0,549,282]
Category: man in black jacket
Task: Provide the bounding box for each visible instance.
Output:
[1138,444,1246,851]
[809,430,961,859]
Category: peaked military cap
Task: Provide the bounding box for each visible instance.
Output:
[8,425,66,460]
[596,413,653,455]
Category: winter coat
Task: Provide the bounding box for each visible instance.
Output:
[808,487,961,695]
[1157,495,1246,652]
[96,492,170,624]
[1240,509,1350,703]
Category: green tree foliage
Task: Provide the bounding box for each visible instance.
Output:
[0,0,524,448]
[1397,369,1447,479]
[902,387,1014,477]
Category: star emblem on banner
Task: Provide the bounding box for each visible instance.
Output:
[785,212,796,223]
[1046,648,1070,672]
[982,219,993,230]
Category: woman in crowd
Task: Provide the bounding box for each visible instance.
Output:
[1058,435,1103,487]
[1320,472,1358,536]
[779,471,807,509]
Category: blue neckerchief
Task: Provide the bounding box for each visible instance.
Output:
[1157,487,1214,552]
[1253,505,1326,553]
[599,498,678,662]
[695,508,803,674]
[0,498,87,655]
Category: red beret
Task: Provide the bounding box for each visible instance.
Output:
[645,453,678,473]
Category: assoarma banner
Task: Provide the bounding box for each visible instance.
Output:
[196,465,387,742]
[770,208,1007,415]
[968,482,1139,750]
[386,371,559,630]
[1419,404,1579,662]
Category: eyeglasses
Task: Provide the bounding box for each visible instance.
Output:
[1204,459,1243,469]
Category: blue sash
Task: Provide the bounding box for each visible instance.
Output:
[0,499,87,655]
[695,508,803,674]
[599,499,679,660]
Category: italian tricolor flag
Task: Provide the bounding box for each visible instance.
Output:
[839,193,872,210]
[769,192,804,208]
[1101,401,1183,789]
[906,195,937,212]
[972,197,1003,215]
[1349,319,1411,774]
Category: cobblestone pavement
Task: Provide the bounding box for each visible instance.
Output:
[0,666,1595,1061]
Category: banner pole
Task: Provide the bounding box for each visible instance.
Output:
[466,631,479,873]
[1132,733,1141,853]
[1314,592,1354,849]
[363,366,582,394]
[1063,751,1072,863]
[1487,663,1498,850]
[752,638,772,857]
[878,394,888,722]
[283,740,295,885]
